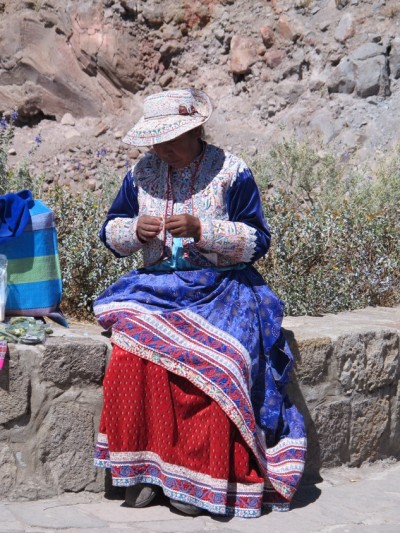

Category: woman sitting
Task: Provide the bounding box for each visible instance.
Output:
[94,88,306,518]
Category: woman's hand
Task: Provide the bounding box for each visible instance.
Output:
[165,214,201,241]
[136,215,163,243]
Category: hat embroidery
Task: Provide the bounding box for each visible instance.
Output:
[179,104,197,116]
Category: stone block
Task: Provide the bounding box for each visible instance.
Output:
[0,347,30,425]
[293,337,332,385]
[36,396,102,492]
[0,443,17,498]
[349,397,390,465]
[312,400,351,467]
[40,337,108,387]
[335,331,399,394]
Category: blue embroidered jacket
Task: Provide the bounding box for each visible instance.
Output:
[100,143,271,269]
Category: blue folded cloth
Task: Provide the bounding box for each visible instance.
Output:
[0,190,34,243]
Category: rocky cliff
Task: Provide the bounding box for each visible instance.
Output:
[1,0,400,187]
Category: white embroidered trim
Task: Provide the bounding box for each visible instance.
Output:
[104,217,142,256]
[181,309,252,371]
[95,434,301,513]
[197,220,258,264]
[93,300,160,316]
[110,449,264,494]
[94,444,265,517]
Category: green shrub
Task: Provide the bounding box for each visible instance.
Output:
[252,140,400,315]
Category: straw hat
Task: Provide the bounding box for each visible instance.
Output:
[122,88,213,146]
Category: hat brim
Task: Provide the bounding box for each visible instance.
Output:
[122,114,210,147]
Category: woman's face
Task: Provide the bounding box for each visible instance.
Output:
[153,129,202,169]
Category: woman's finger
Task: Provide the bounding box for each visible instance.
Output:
[165,220,183,231]
[168,228,184,236]
[140,228,161,237]
[141,223,162,233]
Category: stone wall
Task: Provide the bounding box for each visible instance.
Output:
[284,306,400,481]
[1,306,399,500]
[0,329,110,500]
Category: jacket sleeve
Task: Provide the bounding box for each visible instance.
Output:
[195,167,270,264]
[99,170,143,258]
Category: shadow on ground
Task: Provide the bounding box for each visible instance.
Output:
[291,480,322,509]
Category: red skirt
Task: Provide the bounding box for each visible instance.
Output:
[95,345,265,517]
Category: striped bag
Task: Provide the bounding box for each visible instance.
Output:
[0,196,67,326]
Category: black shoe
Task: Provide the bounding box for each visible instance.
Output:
[170,498,202,516]
[125,483,158,508]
